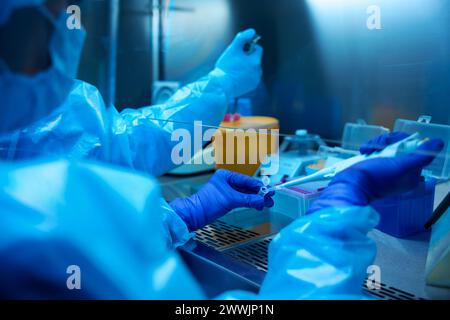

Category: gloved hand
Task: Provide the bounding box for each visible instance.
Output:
[307,132,444,214]
[210,29,263,98]
[170,169,274,232]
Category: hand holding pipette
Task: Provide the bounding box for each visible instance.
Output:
[259,132,442,197]
[307,133,444,213]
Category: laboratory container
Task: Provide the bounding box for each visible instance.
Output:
[372,179,436,238]
[394,116,450,180]
[214,116,279,176]
[342,120,390,151]
[270,180,328,219]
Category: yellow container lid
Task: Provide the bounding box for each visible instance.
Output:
[220,116,279,130]
[214,116,280,176]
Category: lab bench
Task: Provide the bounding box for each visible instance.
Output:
[158,174,450,300]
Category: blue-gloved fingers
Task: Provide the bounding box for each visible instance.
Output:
[264,196,275,208]
[213,29,263,98]
[174,169,276,230]
[243,194,266,211]
[232,29,257,48]
[309,138,444,214]
[400,138,444,170]
[227,171,263,194]
[360,132,410,155]
[252,45,264,60]
[245,193,275,210]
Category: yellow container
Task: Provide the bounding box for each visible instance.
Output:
[213,116,279,176]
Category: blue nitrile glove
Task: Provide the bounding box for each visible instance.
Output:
[359,131,411,155]
[170,169,274,232]
[210,29,263,98]
[307,132,445,214]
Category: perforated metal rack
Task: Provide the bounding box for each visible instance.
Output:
[362,283,425,300]
[225,238,271,272]
[195,220,261,251]
[195,222,426,300]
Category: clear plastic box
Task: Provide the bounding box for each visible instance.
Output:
[270,180,328,219]
[394,116,450,180]
[372,179,436,238]
[342,119,390,151]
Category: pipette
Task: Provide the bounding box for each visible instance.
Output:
[243,35,261,54]
[258,133,425,196]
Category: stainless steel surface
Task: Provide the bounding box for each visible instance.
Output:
[369,229,450,299]
[195,220,262,251]
[104,0,120,107]
[224,237,272,273]
[190,232,430,300]
[178,242,264,299]
[183,217,449,300]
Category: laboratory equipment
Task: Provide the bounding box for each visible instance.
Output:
[243,35,261,54]
[269,180,328,219]
[226,98,253,124]
[262,133,424,195]
[341,119,390,151]
[257,129,324,184]
[257,175,271,196]
[282,129,325,155]
[394,116,450,180]
[425,192,450,288]
[314,145,360,172]
[426,191,450,229]
[152,81,180,104]
[371,179,437,238]
[261,175,271,186]
[160,166,450,299]
[214,116,279,176]
[308,132,444,238]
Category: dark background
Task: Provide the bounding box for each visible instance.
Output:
[78,0,450,141]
